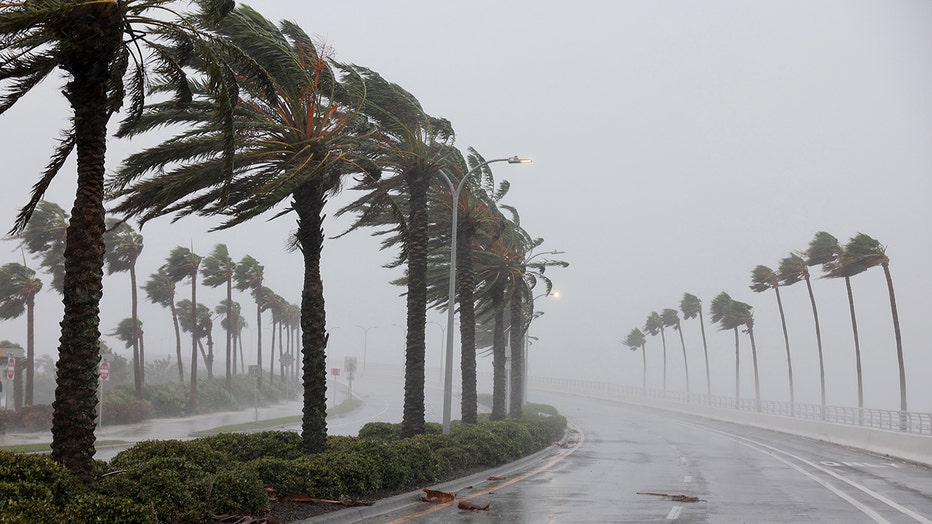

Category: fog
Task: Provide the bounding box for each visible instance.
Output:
[1,1,931,413]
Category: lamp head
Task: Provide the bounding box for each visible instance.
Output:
[507,156,533,164]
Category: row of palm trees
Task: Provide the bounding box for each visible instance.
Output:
[623,231,905,414]
[0,1,564,483]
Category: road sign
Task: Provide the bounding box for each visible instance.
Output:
[331,368,340,376]
[6,357,13,380]
[99,361,110,381]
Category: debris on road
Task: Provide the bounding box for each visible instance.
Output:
[637,491,705,503]
[487,475,507,481]
[458,500,490,511]
[421,488,455,503]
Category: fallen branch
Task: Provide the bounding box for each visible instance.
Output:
[637,492,704,503]
[421,488,455,503]
[458,500,490,511]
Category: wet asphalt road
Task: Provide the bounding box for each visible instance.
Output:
[349,389,932,523]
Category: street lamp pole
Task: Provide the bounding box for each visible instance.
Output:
[355,325,376,374]
[428,320,446,383]
[440,156,531,434]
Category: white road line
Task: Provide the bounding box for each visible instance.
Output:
[683,475,692,483]
[666,505,682,520]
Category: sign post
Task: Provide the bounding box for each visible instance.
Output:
[98,361,110,427]
[248,365,260,422]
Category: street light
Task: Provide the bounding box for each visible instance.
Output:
[428,320,446,383]
[440,155,532,434]
[355,325,376,374]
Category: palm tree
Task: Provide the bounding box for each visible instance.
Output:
[831,233,907,414]
[778,253,826,412]
[0,263,42,405]
[143,267,184,382]
[17,201,67,293]
[1,0,244,483]
[201,244,236,388]
[623,328,648,394]
[807,231,866,412]
[103,219,144,397]
[164,247,202,410]
[680,293,711,401]
[258,287,285,387]
[107,9,373,451]
[176,300,214,380]
[234,255,264,386]
[108,318,144,379]
[215,299,244,376]
[644,311,666,395]
[750,265,794,408]
[711,292,742,407]
[661,308,689,397]
[337,67,456,437]
[731,299,760,411]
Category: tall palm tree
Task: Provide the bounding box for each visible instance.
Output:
[731,299,760,411]
[644,311,666,395]
[0,263,42,405]
[201,244,236,388]
[778,252,826,412]
[164,247,202,409]
[103,219,144,397]
[1,0,244,483]
[108,318,144,378]
[234,255,264,386]
[680,293,711,400]
[337,67,456,437]
[711,292,742,407]
[623,328,647,394]
[17,201,67,294]
[176,300,214,380]
[807,231,866,412]
[216,299,244,375]
[143,267,184,382]
[258,287,285,387]
[108,8,373,452]
[661,308,689,397]
[831,233,907,414]
[750,265,794,407]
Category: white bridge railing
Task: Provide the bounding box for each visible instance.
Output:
[527,375,932,436]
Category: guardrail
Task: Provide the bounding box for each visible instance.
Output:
[527,375,932,436]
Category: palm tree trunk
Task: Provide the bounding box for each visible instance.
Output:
[255,285,263,388]
[51,2,121,482]
[748,326,761,412]
[205,330,214,381]
[659,327,668,397]
[25,296,35,406]
[490,284,507,421]
[225,279,232,389]
[401,172,430,438]
[457,228,478,425]
[508,287,524,418]
[189,274,199,410]
[269,319,276,387]
[773,286,794,411]
[294,180,329,453]
[640,343,646,395]
[733,328,740,408]
[697,310,711,403]
[130,264,142,398]
[882,262,907,415]
[804,275,827,415]
[676,323,690,397]
[844,276,864,416]
[170,302,184,382]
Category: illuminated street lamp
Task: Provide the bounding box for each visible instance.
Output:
[440,156,531,434]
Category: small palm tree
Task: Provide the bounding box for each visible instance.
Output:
[143,267,184,382]
[730,298,761,411]
[216,299,244,375]
[750,265,794,407]
[164,247,202,409]
[108,318,144,379]
[234,255,264,386]
[201,244,236,388]
[644,312,666,395]
[680,293,711,400]
[623,328,648,394]
[17,201,67,293]
[176,300,214,380]
[711,292,742,407]
[661,308,689,397]
[0,263,42,405]
[103,219,144,397]
[778,252,826,412]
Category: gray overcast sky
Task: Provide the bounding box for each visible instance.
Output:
[2,1,931,412]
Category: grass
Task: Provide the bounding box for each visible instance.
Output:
[0,440,128,454]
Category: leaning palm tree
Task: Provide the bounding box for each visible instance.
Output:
[623,328,648,394]
[337,67,456,437]
[143,267,184,382]
[1,0,246,483]
[731,299,760,411]
[711,292,742,407]
[808,231,866,412]
[644,311,666,395]
[108,318,144,379]
[103,219,144,397]
[778,252,826,412]
[0,263,42,405]
[831,233,907,414]
[17,201,67,294]
[176,300,214,380]
[108,8,374,452]
[216,299,244,375]
[680,293,711,401]
[164,247,202,409]
[201,244,235,388]
[661,308,689,397]
[750,264,794,408]
[234,255,264,386]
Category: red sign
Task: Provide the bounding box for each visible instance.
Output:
[6,357,13,380]
[99,361,110,381]
[331,368,340,376]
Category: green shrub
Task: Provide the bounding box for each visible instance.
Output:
[0,451,83,507]
[12,404,53,432]
[199,430,303,462]
[196,380,239,413]
[109,439,225,473]
[245,456,306,494]
[0,409,11,434]
[0,498,59,523]
[199,468,267,517]
[98,456,212,523]
[63,493,156,524]
[102,399,154,425]
[141,382,188,417]
[358,421,401,441]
